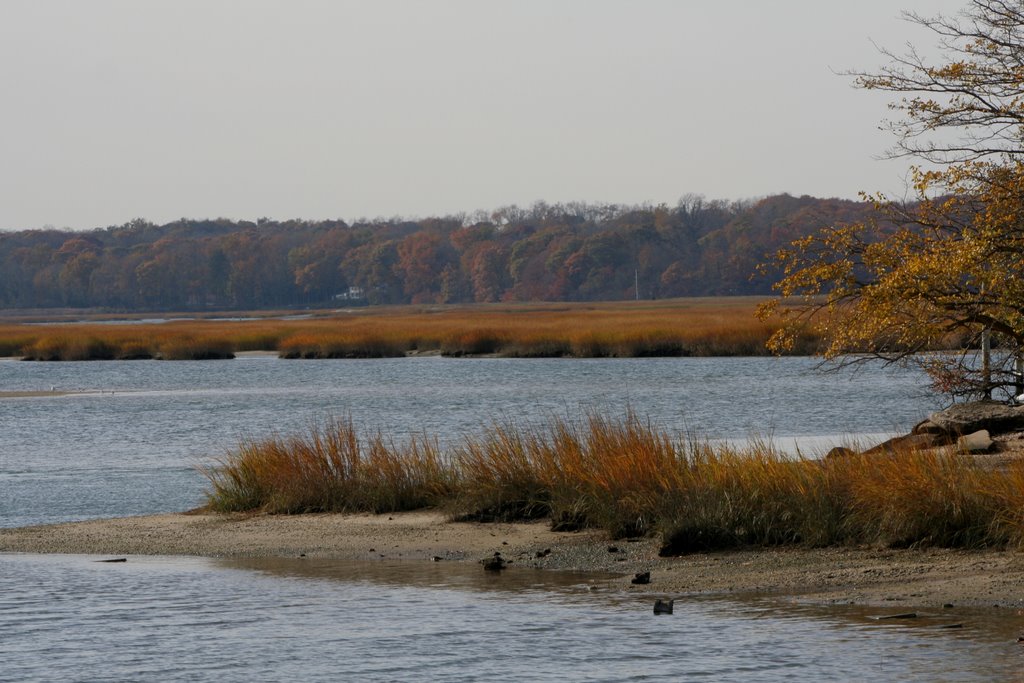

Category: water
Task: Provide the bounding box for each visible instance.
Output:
[2,553,1022,682]
[0,356,940,529]
[8,356,1003,682]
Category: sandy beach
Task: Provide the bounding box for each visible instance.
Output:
[4,510,1024,610]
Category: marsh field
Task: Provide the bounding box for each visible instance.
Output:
[5,317,1024,679]
[5,296,1017,552]
[0,297,817,360]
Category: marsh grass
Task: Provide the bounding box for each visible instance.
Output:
[278,332,407,359]
[0,297,819,360]
[202,412,1024,551]
[202,418,453,514]
[837,449,1011,548]
[22,335,117,361]
[158,336,235,360]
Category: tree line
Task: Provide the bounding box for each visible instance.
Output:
[0,194,876,311]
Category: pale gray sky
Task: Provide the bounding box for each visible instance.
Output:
[0,0,966,230]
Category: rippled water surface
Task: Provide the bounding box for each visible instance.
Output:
[2,554,1022,683]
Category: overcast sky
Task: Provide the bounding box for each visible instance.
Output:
[0,0,968,231]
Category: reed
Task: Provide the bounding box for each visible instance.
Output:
[0,297,820,360]
[836,450,1011,548]
[558,412,683,537]
[451,422,552,521]
[0,334,37,357]
[202,412,1024,551]
[22,335,117,361]
[157,336,235,360]
[278,332,408,359]
[202,418,454,514]
[659,443,847,552]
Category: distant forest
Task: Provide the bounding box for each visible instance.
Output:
[0,194,877,311]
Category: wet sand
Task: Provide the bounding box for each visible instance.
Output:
[3,510,1023,609]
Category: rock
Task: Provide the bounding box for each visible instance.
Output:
[481,552,506,571]
[631,571,651,585]
[863,433,942,455]
[957,429,994,453]
[825,446,856,459]
[653,599,674,615]
[911,419,946,435]
[928,401,1024,436]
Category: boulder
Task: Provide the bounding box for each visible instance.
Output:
[911,419,946,435]
[825,446,856,459]
[957,429,994,453]
[927,401,1024,436]
[863,432,943,455]
[481,552,506,571]
[631,571,651,585]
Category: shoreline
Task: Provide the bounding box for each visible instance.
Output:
[3,510,1023,610]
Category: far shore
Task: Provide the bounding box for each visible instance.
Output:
[3,510,1023,610]
[0,389,89,398]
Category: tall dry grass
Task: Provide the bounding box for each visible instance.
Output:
[0,297,820,360]
[202,418,454,514]
[202,412,1024,551]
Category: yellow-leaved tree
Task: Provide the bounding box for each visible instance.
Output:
[761,0,1024,399]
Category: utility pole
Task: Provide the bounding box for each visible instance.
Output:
[635,269,639,301]
[1016,354,1024,400]
[982,328,992,399]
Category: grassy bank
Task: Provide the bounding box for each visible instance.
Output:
[202,413,1024,552]
[0,298,822,360]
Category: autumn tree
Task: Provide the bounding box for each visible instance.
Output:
[762,0,1024,398]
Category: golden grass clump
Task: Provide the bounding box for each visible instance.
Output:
[659,443,845,553]
[0,333,38,357]
[278,332,407,359]
[439,329,509,356]
[22,335,117,361]
[835,449,1011,548]
[202,411,1024,551]
[202,418,454,514]
[157,336,235,360]
[451,422,552,521]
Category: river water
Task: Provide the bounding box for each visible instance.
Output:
[5,356,1021,681]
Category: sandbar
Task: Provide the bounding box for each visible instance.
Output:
[3,510,1023,609]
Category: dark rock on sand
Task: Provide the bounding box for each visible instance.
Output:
[912,419,947,435]
[863,432,945,455]
[957,429,994,453]
[825,446,856,459]
[481,552,506,571]
[927,401,1024,436]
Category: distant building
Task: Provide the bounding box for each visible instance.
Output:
[334,286,366,301]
